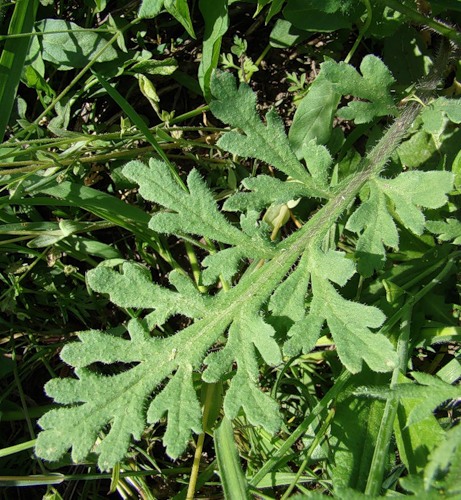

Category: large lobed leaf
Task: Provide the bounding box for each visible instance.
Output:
[35,66,454,472]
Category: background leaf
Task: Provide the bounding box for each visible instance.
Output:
[36,19,119,70]
[198,0,229,101]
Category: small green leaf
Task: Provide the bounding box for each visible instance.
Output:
[379,171,453,234]
[393,374,445,475]
[426,219,461,244]
[88,262,208,323]
[424,424,461,492]
[203,310,282,432]
[123,159,240,244]
[123,158,274,282]
[321,55,397,123]
[36,19,118,70]
[138,0,164,18]
[396,372,461,427]
[198,0,229,101]
[288,74,339,154]
[223,176,310,213]
[164,0,196,39]
[346,181,399,277]
[421,97,461,134]
[132,57,178,76]
[347,172,454,276]
[268,253,310,334]
[299,140,333,188]
[283,249,396,373]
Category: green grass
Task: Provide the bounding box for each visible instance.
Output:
[1,1,460,498]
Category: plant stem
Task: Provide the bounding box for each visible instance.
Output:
[249,370,351,486]
[378,0,461,47]
[15,18,140,140]
[345,0,372,64]
[186,433,206,500]
[364,253,458,495]
[255,43,271,67]
[281,407,336,499]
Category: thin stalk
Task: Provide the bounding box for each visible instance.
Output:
[15,18,140,140]
[186,383,219,500]
[344,0,372,64]
[249,370,351,487]
[281,407,336,499]
[11,339,46,474]
[254,43,271,67]
[0,439,36,458]
[378,0,461,47]
[365,253,458,495]
[0,28,114,40]
[364,306,412,496]
[185,240,207,293]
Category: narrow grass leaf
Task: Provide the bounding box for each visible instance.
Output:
[215,416,251,500]
[0,0,39,141]
[93,71,185,189]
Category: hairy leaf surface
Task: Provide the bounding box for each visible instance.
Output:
[347,171,454,276]
[35,66,453,471]
[321,55,397,123]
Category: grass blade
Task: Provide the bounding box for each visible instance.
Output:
[93,70,187,191]
[214,416,250,500]
[0,0,39,141]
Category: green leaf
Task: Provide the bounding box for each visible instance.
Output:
[35,66,441,474]
[36,319,170,470]
[346,181,399,277]
[321,55,397,123]
[138,0,164,18]
[288,73,339,154]
[36,312,230,470]
[87,262,208,323]
[123,159,240,244]
[330,373,388,492]
[379,171,453,234]
[147,364,203,458]
[164,0,196,39]
[283,0,362,32]
[347,172,454,276]
[198,0,229,101]
[395,372,461,427]
[122,158,274,282]
[269,18,309,48]
[131,57,178,76]
[210,71,326,196]
[203,309,282,432]
[421,97,461,135]
[223,175,311,212]
[284,250,396,373]
[393,374,445,475]
[268,253,310,334]
[426,219,461,244]
[0,0,39,141]
[424,424,461,492]
[36,19,119,70]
